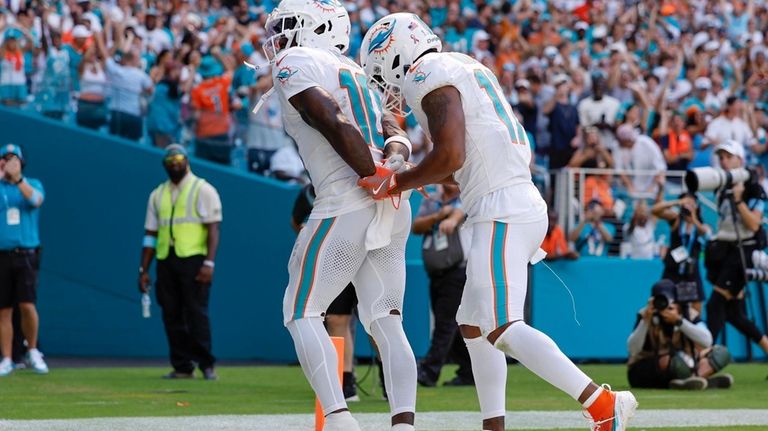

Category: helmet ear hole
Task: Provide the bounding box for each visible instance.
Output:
[314,23,326,35]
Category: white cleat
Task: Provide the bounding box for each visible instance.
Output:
[323,411,361,431]
[0,358,13,377]
[586,386,638,431]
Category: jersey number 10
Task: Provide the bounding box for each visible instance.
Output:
[339,69,385,149]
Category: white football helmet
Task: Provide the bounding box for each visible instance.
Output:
[263,0,351,63]
[360,13,442,116]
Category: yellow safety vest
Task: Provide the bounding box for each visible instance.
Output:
[155,175,208,260]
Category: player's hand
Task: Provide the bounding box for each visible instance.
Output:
[383,154,407,173]
[196,265,214,286]
[642,299,654,323]
[138,272,151,294]
[358,165,397,200]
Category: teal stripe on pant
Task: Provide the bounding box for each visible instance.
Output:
[292,218,335,320]
[491,221,509,327]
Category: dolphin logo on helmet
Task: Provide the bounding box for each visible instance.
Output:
[368,21,396,55]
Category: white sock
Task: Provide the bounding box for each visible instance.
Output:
[464,336,507,420]
[0,357,11,365]
[581,386,604,408]
[391,424,415,431]
[286,318,347,416]
[494,322,591,400]
[370,315,417,416]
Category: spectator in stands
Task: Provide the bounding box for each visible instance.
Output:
[569,200,614,257]
[0,27,34,107]
[75,43,108,130]
[705,96,756,166]
[190,52,234,165]
[38,25,71,120]
[542,209,579,261]
[513,79,537,144]
[623,200,657,260]
[147,51,183,148]
[413,184,473,387]
[63,25,92,92]
[0,144,47,377]
[578,73,620,151]
[544,74,579,173]
[138,145,222,380]
[270,143,307,184]
[627,280,733,390]
[569,127,616,216]
[652,193,711,312]
[614,124,667,197]
[657,109,694,172]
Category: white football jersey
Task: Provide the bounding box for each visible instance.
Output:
[402,52,545,223]
[272,46,385,219]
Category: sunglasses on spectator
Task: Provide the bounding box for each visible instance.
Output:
[164,154,186,164]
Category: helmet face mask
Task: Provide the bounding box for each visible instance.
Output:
[263,0,351,64]
[360,13,442,116]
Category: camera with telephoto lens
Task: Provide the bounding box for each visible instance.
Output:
[685,167,756,192]
[747,250,768,281]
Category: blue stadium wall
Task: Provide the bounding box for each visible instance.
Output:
[1,108,764,363]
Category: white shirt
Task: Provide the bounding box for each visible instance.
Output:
[578,95,621,150]
[105,58,153,116]
[613,135,667,194]
[705,116,755,166]
[402,52,546,224]
[272,47,383,219]
[624,220,656,259]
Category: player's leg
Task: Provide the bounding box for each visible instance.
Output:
[354,204,416,429]
[485,219,636,431]
[325,283,359,401]
[456,221,511,430]
[283,210,370,427]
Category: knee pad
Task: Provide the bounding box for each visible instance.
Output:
[707,345,732,372]
[668,353,694,379]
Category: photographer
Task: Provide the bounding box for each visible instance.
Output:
[652,193,711,311]
[704,141,768,358]
[627,280,733,390]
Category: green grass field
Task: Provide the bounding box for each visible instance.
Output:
[1,363,766,430]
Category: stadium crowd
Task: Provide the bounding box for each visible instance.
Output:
[0,0,766,241]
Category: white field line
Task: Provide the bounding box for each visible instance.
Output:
[1,409,768,430]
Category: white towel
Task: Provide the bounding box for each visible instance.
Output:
[365,190,412,251]
[529,248,547,265]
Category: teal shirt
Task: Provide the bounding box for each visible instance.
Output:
[576,223,615,257]
[63,44,83,91]
[0,178,44,250]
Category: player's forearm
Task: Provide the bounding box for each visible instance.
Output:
[381,111,407,140]
[394,150,462,192]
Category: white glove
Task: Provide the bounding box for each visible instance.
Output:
[383,154,407,173]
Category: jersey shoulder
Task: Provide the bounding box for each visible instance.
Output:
[403,53,473,108]
[272,47,339,99]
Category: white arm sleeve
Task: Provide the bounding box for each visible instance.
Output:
[680,320,713,348]
[627,318,649,356]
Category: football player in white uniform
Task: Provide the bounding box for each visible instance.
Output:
[360,13,637,431]
[263,2,417,430]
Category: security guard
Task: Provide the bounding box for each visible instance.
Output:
[0,144,47,376]
[139,144,222,380]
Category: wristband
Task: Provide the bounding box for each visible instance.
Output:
[734,200,744,206]
[203,260,215,268]
[384,135,412,155]
[13,176,23,185]
[142,235,158,248]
